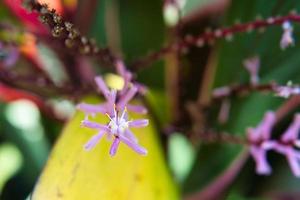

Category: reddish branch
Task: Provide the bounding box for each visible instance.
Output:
[211,82,276,101]
[130,13,300,70]
[0,69,75,97]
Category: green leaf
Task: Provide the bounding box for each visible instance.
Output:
[32,98,179,200]
[118,0,165,88]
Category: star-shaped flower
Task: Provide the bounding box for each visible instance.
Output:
[77,61,149,156]
[82,106,148,156]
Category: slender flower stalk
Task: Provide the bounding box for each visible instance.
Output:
[130,14,300,70]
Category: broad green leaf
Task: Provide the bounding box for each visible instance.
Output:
[32,98,179,200]
[118,0,165,88]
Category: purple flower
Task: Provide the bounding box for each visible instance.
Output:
[77,76,147,116]
[247,111,276,175]
[274,82,300,98]
[272,114,300,177]
[243,56,260,85]
[82,106,148,156]
[115,59,148,95]
[280,21,294,50]
[77,65,149,156]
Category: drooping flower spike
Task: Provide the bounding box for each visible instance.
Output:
[280,21,295,50]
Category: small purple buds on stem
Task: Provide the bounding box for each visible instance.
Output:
[280,21,295,50]
[248,112,300,177]
[274,81,300,98]
[243,56,260,85]
[247,111,276,175]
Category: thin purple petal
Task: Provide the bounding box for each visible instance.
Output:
[116,60,127,77]
[84,131,104,151]
[129,119,149,128]
[109,137,121,156]
[134,83,148,95]
[247,111,276,142]
[106,90,117,116]
[119,135,147,155]
[81,120,110,132]
[115,60,133,94]
[117,86,138,110]
[124,129,138,143]
[250,147,272,175]
[258,111,276,140]
[77,103,107,115]
[95,76,110,100]
[127,104,147,114]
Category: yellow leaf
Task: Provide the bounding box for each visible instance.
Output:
[32,98,179,200]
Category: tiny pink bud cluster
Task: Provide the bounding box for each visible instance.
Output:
[248,112,300,177]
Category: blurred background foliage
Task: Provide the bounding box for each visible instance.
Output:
[0,0,300,199]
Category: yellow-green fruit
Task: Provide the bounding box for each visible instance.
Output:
[32,98,179,200]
